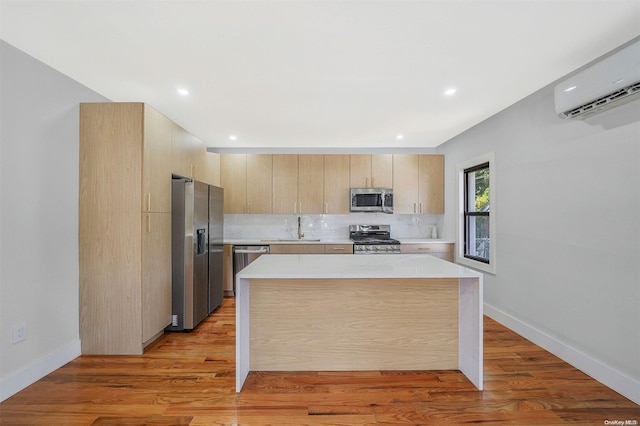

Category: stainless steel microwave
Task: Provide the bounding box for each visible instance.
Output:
[350,188,393,213]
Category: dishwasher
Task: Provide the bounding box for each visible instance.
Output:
[232,245,270,296]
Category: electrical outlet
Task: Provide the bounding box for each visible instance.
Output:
[11,322,27,344]
[172,315,178,327]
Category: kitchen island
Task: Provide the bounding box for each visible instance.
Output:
[235,254,483,391]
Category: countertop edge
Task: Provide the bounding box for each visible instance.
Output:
[236,253,482,279]
[224,238,455,245]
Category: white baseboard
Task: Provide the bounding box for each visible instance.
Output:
[0,339,81,402]
[485,304,640,405]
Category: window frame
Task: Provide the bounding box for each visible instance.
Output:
[463,162,490,264]
[456,152,496,274]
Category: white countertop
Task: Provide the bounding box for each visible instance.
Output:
[225,238,353,245]
[237,253,481,279]
[224,238,453,245]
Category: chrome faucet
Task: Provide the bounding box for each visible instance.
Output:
[297,216,305,239]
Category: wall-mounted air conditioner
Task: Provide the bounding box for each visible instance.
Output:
[554,39,640,119]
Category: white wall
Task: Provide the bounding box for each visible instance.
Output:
[0,41,109,401]
[437,43,640,403]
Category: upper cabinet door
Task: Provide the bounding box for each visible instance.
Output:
[324,155,350,214]
[418,154,444,214]
[205,152,221,187]
[272,154,299,214]
[171,124,205,180]
[392,154,420,214]
[350,155,372,188]
[298,155,324,214]
[246,154,273,214]
[220,154,247,214]
[190,134,208,183]
[392,154,444,214]
[350,154,393,188]
[170,124,191,178]
[371,154,393,188]
[143,105,172,213]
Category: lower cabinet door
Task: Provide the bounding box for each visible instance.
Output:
[142,212,172,343]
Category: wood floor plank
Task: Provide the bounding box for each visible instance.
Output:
[1,298,638,425]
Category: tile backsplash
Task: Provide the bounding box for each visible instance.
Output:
[224,213,440,240]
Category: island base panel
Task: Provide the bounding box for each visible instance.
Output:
[249,278,459,371]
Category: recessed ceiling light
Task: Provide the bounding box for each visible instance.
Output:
[228,135,238,141]
[444,88,457,96]
[177,88,190,96]
[396,134,404,140]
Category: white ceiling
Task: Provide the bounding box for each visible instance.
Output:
[1,1,639,150]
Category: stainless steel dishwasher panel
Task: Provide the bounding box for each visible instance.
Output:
[232,245,270,296]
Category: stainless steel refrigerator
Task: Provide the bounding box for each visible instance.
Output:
[167,178,224,332]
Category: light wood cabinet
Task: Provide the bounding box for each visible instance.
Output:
[170,123,220,185]
[323,155,350,214]
[400,242,453,262]
[171,123,200,179]
[246,154,273,213]
[272,155,300,214]
[204,152,221,187]
[80,102,172,355]
[298,155,324,214]
[350,154,393,188]
[393,154,420,214]
[272,155,324,214]
[142,212,172,342]
[393,154,444,214]
[221,154,273,214]
[269,244,326,254]
[418,154,444,214]
[221,154,247,214]
[142,107,172,212]
[220,153,442,215]
[324,244,354,254]
[192,138,207,182]
[269,244,353,254]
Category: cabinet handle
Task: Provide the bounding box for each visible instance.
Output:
[146,214,151,233]
[332,247,345,251]
[418,247,430,251]
[420,203,423,214]
[147,193,151,211]
[299,202,302,213]
[325,203,328,214]
[413,203,417,214]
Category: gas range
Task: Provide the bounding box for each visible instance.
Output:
[349,224,401,254]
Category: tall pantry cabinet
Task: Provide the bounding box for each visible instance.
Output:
[79,103,172,355]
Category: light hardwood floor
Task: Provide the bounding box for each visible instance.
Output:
[1,298,638,425]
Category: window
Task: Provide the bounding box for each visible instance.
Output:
[464,163,490,263]
[457,153,495,274]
